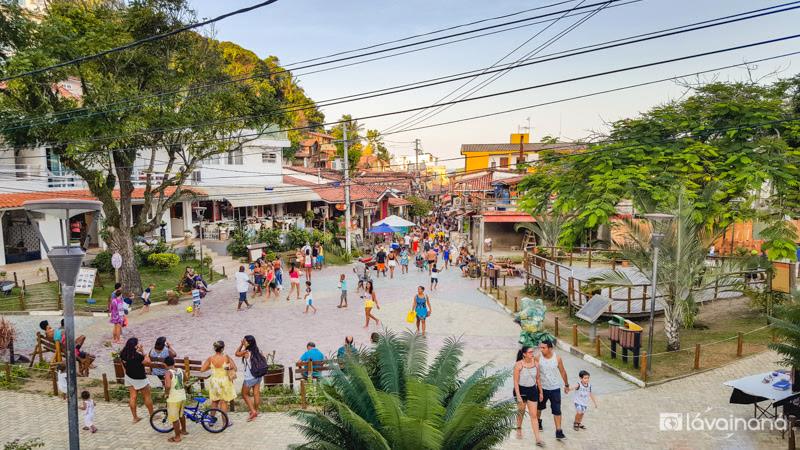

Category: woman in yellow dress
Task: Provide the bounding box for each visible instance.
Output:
[201,341,237,418]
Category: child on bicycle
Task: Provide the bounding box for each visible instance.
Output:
[163,356,187,443]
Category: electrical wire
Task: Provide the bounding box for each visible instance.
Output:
[0,0,282,82]
[3,1,793,135]
[2,30,797,154]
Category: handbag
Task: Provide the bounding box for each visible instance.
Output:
[406,310,416,323]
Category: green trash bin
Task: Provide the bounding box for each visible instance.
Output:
[607,315,625,327]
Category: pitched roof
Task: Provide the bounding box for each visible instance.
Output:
[0,186,201,210]
[388,197,412,207]
[460,143,586,153]
[490,174,529,186]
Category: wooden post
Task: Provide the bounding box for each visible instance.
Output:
[22,280,26,292]
[300,379,307,409]
[554,317,559,337]
[4,363,10,381]
[587,248,592,268]
[209,267,214,282]
[503,273,506,287]
[595,336,601,357]
[46,267,50,283]
[18,289,24,311]
[183,356,190,379]
[640,351,648,382]
[554,265,560,285]
[13,272,17,286]
[102,373,110,402]
[504,290,508,306]
[572,325,578,346]
[714,278,719,299]
[693,344,701,370]
[52,370,58,396]
[569,251,573,266]
[627,287,632,314]
[222,266,226,278]
[568,277,574,307]
[611,259,616,271]
[642,285,648,312]
[737,332,743,357]
[514,296,519,313]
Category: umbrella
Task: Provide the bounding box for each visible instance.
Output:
[368,223,398,234]
[372,215,416,228]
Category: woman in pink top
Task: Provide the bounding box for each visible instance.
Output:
[286,264,302,301]
[109,286,125,344]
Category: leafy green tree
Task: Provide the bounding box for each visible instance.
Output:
[0,1,297,291]
[366,129,391,163]
[519,81,800,252]
[290,331,515,450]
[589,191,741,350]
[329,114,363,170]
[406,195,432,218]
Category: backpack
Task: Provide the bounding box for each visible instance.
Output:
[249,351,269,378]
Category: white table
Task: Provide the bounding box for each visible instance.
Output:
[724,372,795,418]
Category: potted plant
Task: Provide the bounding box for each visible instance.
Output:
[111,350,125,383]
[263,351,284,387]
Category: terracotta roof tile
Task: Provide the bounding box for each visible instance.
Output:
[0,186,202,210]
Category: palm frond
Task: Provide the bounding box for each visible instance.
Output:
[403,379,445,428]
[374,330,404,395]
[424,336,464,397]
[325,396,392,450]
[399,330,429,379]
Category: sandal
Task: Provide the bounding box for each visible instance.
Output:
[536,441,545,447]
[167,437,181,443]
[573,423,580,431]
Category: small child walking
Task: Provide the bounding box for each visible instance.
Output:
[571,370,598,431]
[303,281,317,314]
[140,283,154,314]
[430,264,439,291]
[80,390,97,433]
[337,274,348,308]
[191,287,202,317]
[56,363,67,400]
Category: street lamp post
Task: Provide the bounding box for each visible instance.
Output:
[24,199,103,450]
[643,212,674,375]
[194,206,206,272]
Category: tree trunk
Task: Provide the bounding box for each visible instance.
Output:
[664,315,681,351]
[110,229,142,295]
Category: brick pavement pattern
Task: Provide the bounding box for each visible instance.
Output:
[0,262,787,449]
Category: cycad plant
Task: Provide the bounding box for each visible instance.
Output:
[588,194,740,351]
[290,331,515,450]
[769,293,800,369]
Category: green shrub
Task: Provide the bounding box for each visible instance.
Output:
[90,251,113,273]
[286,227,310,250]
[147,253,180,269]
[255,228,283,251]
[227,227,251,258]
[3,438,44,450]
[182,244,197,261]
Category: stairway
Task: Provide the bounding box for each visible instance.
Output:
[197,244,240,279]
[22,282,60,311]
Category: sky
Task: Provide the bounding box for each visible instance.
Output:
[189,0,800,169]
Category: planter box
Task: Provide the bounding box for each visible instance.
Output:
[113,358,125,384]
[264,365,284,387]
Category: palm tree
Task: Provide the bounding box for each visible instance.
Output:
[588,194,739,351]
[290,331,515,449]
[514,212,570,251]
[769,293,800,370]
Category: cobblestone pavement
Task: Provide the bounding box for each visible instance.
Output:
[0,263,786,449]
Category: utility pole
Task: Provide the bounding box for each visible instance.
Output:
[343,122,352,254]
[414,138,421,193]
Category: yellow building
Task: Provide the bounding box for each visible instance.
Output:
[460,133,583,173]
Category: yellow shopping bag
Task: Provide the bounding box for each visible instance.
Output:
[406,310,416,323]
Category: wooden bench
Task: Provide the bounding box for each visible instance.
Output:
[293,359,337,408]
[29,332,63,367]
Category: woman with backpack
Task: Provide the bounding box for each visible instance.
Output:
[235,335,268,422]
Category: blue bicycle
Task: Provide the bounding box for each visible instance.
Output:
[150,396,229,434]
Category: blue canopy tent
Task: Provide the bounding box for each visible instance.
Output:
[368,223,398,234]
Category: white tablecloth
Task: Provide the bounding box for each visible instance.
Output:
[724,372,795,402]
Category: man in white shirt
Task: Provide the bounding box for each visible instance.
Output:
[404,233,411,248]
[235,265,254,311]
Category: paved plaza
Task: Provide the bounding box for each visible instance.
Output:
[0,263,787,449]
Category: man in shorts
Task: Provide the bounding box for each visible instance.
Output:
[236,265,254,311]
[536,339,570,440]
[375,246,387,277]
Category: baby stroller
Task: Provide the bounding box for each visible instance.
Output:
[415,254,425,271]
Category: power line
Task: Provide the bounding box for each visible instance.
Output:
[0,0,634,130]
[3,30,798,156]
[382,0,609,134]
[3,0,795,142]
[0,0,282,82]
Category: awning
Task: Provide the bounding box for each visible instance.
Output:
[201,185,321,208]
[482,212,535,223]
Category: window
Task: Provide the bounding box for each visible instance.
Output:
[262,152,277,163]
[206,154,221,165]
[499,157,509,168]
[490,161,497,169]
[516,156,525,165]
[227,148,243,165]
[191,171,202,184]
